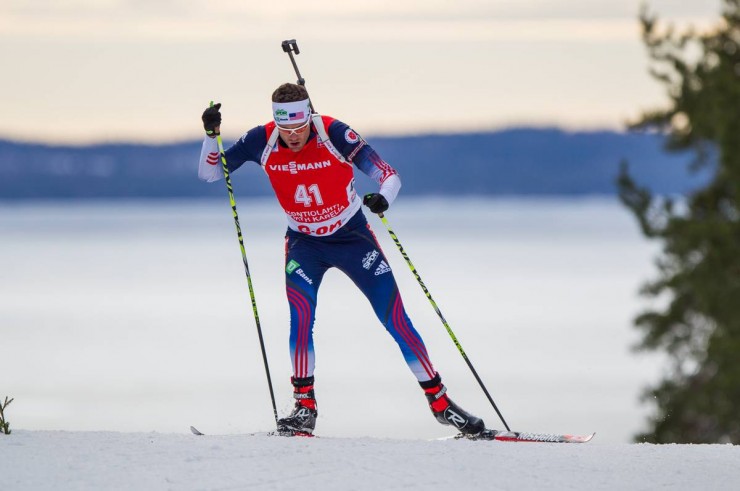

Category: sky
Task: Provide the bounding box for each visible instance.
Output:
[0,0,722,144]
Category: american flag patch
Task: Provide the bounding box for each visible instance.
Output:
[288,111,305,121]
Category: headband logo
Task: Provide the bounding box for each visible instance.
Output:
[273,99,310,124]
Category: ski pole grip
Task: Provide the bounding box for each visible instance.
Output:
[282,39,300,54]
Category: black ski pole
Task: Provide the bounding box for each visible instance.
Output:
[210,102,279,427]
[376,214,511,431]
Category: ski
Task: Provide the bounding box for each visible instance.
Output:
[274,430,315,438]
[457,429,595,443]
[192,425,591,443]
[189,426,314,438]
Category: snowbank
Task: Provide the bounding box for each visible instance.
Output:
[2,431,739,490]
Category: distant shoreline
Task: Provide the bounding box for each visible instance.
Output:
[0,128,709,200]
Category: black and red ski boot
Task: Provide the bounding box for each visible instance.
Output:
[421,373,485,435]
[277,376,317,436]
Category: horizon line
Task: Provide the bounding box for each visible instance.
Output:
[0,124,644,148]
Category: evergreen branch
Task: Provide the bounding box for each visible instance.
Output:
[0,396,13,435]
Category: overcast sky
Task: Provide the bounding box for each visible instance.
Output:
[0,0,722,143]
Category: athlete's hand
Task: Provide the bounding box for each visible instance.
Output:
[363,193,389,214]
[202,103,222,137]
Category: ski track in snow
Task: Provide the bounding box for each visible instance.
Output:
[2,431,739,490]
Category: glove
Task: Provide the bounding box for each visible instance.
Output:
[202,103,222,136]
[363,193,389,214]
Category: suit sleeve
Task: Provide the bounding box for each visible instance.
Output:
[197,126,267,183]
[327,119,402,205]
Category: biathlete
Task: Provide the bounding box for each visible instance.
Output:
[197,82,485,436]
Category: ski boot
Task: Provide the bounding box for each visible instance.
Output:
[276,376,317,436]
[421,373,485,436]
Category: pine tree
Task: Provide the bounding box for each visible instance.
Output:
[618,0,740,443]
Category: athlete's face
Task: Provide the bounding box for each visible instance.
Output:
[277,120,311,152]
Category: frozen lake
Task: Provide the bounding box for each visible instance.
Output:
[0,197,663,442]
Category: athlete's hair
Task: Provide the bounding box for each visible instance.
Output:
[272,83,309,103]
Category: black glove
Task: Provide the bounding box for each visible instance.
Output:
[363,193,389,214]
[202,103,222,136]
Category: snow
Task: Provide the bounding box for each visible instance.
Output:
[2,430,739,490]
[6,199,738,489]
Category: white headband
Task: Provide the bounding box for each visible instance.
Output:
[272,99,311,125]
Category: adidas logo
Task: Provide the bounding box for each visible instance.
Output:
[374,260,391,276]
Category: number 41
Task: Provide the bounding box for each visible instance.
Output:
[294,184,324,207]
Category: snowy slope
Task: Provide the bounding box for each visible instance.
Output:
[2,431,739,490]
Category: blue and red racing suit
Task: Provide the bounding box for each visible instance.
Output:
[198,115,436,382]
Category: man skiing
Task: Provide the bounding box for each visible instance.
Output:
[197,83,485,437]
